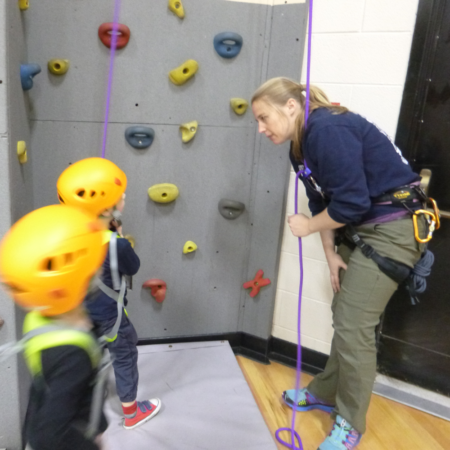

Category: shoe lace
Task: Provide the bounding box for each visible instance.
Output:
[328,419,360,449]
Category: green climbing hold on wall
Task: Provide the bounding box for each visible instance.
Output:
[230,98,249,115]
[168,0,185,18]
[148,183,179,203]
[169,60,199,86]
[180,121,198,143]
[48,59,70,76]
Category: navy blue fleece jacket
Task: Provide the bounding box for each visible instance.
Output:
[289,108,420,224]
[86,237,140,322]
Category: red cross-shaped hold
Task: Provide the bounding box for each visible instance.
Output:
[243,270,271,298]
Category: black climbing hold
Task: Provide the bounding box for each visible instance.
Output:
[125,126,155,149]
[218,199,245,220]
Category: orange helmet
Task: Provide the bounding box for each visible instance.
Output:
[57,157,127,217]
[0,205,107,316]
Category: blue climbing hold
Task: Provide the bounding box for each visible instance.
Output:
[20,64,41,91]
[125,126,155,149]
[213,32,243,59]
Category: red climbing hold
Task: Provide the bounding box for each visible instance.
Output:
[142,279,167,303]
[98,23,131,49]
[243,270,271,298]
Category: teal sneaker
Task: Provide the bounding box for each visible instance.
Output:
[282,388,335,413]
[318,415,362,450]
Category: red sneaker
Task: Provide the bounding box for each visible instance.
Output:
[123,398,161,430]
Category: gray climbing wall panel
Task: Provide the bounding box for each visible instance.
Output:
[0,1,35,449]
[25,0,307,341]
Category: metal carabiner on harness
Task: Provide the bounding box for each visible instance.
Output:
[412,206,440,243]
[428,197,441,230]
[409,196,440,244]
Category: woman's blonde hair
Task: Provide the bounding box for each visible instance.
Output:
[251,77,348,161]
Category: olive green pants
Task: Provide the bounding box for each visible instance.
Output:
[307,217,425,434]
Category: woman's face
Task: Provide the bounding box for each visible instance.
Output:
[252,98,300,145]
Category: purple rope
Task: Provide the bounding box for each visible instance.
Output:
[304,0,313,128]
[275,1,313,449]
[101,0,121,159]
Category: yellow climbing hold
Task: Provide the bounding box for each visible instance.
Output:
[17,141,28,164]
[183,241,197,254]
[148,183,179,203]
[169,60,199,86]
[180,121,198,143]
[168,0,185,18]
[230,98,249,115]
[48,59,70,76]
[19,0,29,11]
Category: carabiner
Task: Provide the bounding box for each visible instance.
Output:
[412,209,437,243]
[428,198,441,230]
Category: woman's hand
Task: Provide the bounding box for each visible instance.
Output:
[326,252,347,293]
[288,214,311,238]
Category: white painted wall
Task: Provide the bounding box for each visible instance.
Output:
[272,0,420,354]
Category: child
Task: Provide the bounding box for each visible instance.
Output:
[0,205,108,450]
[57,157,161,429]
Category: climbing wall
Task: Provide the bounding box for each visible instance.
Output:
[24,0,307,340]
[0,1,35,449]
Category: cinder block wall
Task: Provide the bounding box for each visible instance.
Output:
[272,0,420,354]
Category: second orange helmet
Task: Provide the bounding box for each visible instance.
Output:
[57,157,127,217]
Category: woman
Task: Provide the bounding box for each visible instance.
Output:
[251,77,426,450]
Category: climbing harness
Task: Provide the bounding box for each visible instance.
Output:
[347,184,439,304]
[372,184,440,243]
[299,173,439,304]
[345,225,434,305]
[0,311,112,441]
[94,231,128,342]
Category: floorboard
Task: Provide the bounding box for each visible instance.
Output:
[237,355,450,450]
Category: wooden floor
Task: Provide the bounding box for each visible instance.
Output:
[237,355,450,450]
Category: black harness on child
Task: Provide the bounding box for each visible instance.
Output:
[297,167,440,304]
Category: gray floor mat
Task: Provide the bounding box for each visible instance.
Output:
[102,341,277,450]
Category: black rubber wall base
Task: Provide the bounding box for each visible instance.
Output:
[138,333,328,375]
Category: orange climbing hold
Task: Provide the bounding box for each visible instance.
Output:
[98,23,131,49]
[243,270,271,297]
[142,279,167,303]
